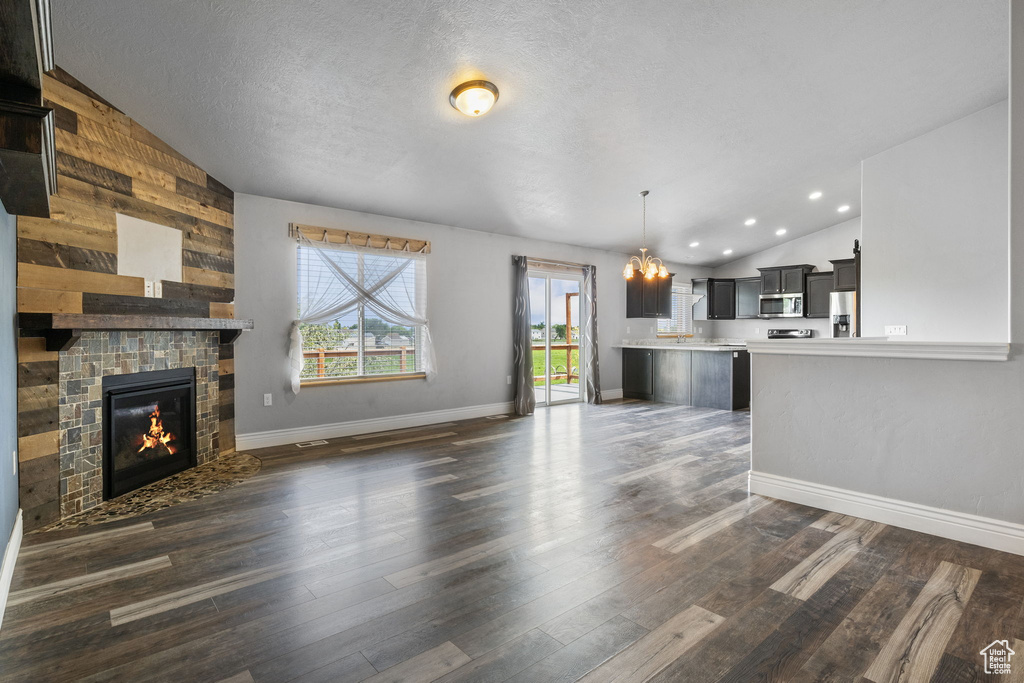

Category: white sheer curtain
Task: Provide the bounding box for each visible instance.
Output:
[289,234,435,393]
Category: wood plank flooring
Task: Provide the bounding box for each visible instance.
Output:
[3,401,1024,682]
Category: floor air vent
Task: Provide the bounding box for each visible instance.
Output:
[295,440,328,448]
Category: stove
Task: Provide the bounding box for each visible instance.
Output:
[767,329,814,339]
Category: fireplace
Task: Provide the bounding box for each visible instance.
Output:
[102,368,197,499]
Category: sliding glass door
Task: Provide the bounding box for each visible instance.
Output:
[528,271,584,405]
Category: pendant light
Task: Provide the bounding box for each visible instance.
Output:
[623,190,669,280]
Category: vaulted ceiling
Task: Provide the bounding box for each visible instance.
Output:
[53,1,1007,266]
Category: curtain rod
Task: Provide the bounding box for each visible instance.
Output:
[526,256,590,269]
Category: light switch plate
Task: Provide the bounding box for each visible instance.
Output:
[506,375,511,385]
[264,393,273,407]
[154,281,163,298]
[885,325,908,336]
[144,280,154,298]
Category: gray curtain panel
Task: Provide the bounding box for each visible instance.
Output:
[512,256,536,416]
[583,265,602,404]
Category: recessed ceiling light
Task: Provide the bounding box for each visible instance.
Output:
[808,191,822,200]
[689,241,699,247]
[723,249,733,255]
[837,204,850,213]
[744,218,756,226]
[776,228,787,236]
[450,80,499,117]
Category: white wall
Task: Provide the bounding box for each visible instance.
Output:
[709,218,862,339]
[861,100,1009,342]
[233,194,709,439]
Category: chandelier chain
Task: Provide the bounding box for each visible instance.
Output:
[642,193,646,248]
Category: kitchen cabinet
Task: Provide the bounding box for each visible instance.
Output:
[758,265,816,294]
[804,271,833,318]
[621,347,749,410]
[653,350,691,405]
[626,273,673,318]
[692,278,735,320]
[622,348,654,400]
[735,277,761,319]
[691,350,750,411]
[831,258,857,291]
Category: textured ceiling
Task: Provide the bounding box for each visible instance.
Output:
[53,1,1007,266]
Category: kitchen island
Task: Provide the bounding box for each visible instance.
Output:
[614,343,750,410]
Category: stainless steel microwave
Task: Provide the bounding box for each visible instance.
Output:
[759,292,804,318]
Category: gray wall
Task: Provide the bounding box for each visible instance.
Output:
[234,193,709,437]
[0,204,18,543]
[861,100,1009,342]
[750,52,1020,525]
[709,217,862,339]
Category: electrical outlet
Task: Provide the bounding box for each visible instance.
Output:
[144,280,154,297]
[506,375,512,385]
[153,281,163,298]
[698,326,703,334]
[264,393,273,407]
[649,325,654,334]
[755,327,760,335]
[885,325,908,336]
[626,326,630,334]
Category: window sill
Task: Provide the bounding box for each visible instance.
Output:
[301,373,427,387]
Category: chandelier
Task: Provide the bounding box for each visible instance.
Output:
[623,190,669,280]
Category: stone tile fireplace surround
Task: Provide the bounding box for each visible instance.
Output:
[58,330,220,517]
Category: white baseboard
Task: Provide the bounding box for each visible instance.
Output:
[749,471,1024,556]
[0,510,23,632]
[237,401,515,451]
[601,389,624,400]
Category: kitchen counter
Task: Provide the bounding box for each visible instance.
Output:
[613,343,746,352]
[619,344,750,410]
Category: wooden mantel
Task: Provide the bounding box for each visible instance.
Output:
[18,313,254,351]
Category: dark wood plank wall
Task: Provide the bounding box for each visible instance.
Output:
[16,68,236,531]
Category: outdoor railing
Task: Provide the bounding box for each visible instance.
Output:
[303,346,413,378]
[532,343,579,383]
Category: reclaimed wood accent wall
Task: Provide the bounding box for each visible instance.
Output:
[16,68,236,530]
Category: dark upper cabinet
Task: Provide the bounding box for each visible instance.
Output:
[692,278,735,320]
[735,277,761,319]
[831,258,857,291]
[626,273,673,318]
[758,265,816,295]
[804,272,833,318]
[781,267,806,293]
[760,268,782,294]
[710,279,736,319]
[622,348,654,400]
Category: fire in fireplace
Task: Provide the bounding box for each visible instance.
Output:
[102,368,197,499]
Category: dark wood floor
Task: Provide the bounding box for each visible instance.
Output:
[3,401,1024,682]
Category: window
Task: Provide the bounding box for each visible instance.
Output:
[297,243,426,383]
[658,284,694,337]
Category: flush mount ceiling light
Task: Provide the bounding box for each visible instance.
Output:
[837,204,850,213]
[450,80,499,117]
[776,228,787,236]
[689,241,700,247]
[744,218,757,226]
[623,191,669,281]
[809,191,822,200]
[723,249,734,255]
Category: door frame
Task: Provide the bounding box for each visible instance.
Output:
[528,269,585,406]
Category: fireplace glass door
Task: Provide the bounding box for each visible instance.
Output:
[103,368,197,499]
